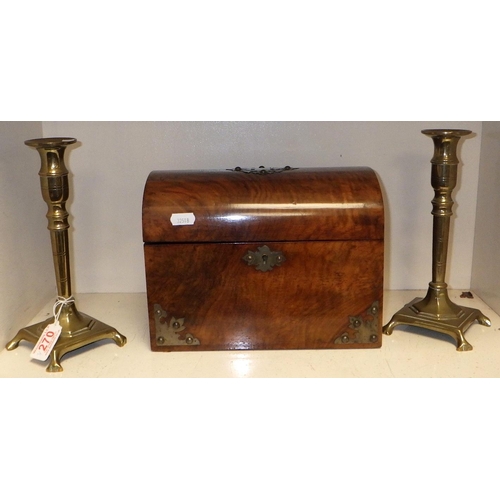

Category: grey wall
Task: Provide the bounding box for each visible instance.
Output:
[471,121,500,313]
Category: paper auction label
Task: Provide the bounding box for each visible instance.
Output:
[30,321,62,361]
[170,213,196,226]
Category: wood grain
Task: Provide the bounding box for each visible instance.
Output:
[143,167,384,243]
[145,240,383,350]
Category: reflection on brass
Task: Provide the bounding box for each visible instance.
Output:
[243,245,286,272]
[5,138,126,372]
[154,304,200,346]
[383,130,491,351]
[335,301,379,344]
[228,165,298,174]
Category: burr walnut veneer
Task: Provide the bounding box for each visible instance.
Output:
[142,167,384,351]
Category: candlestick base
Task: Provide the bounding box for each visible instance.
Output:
[383,293,491,351]
[6,304,127,372]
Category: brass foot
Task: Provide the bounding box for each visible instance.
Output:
[456,337,473,352]
[6,328,39,351]
[477,313,492,327]
[6,338,21,351]
[47,349,63,373]
[6,309,127,372]
[383,297,490,351]
[382,320,396,336]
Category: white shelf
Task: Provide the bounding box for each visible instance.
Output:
[1,290,499,378]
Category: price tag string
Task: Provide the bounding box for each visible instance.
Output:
[52,296,75,323]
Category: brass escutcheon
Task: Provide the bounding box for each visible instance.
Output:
[243,245,286,272]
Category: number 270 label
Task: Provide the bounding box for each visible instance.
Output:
[30,322,62,361]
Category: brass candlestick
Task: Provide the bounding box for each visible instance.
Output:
[383,129,491,351]
[6,137,126,372]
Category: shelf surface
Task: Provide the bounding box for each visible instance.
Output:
[1,290,499,377]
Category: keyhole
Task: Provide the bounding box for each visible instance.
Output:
[262,254,268,264]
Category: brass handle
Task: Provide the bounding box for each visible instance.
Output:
[242,245,285,272]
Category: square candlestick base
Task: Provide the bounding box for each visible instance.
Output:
[383,297,491,351]
[6,310,127,372]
